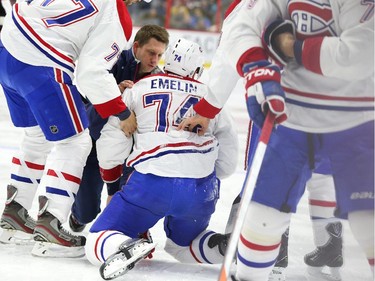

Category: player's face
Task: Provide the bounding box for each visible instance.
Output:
[134,38,166,74]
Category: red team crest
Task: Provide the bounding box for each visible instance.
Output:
[288,0,336,39]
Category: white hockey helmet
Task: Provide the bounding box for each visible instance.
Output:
[164,38,205,79]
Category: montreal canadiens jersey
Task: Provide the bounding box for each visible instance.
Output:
[1,0,133,117]
[206,0,374,133]
[97,73,238,179]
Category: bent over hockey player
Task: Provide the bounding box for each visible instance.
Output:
[84,38,238,280]
[0,0,150,257]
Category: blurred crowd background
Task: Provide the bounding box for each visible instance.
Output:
[127,0,232,32]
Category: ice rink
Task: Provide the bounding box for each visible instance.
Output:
[0,82,373,281]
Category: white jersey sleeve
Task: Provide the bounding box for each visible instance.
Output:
[96,115,133,172]
[315,1,374,80]
[74,0,131,109]
[211,106,238,180]
[1,0,132,118]
[194,0,288,117]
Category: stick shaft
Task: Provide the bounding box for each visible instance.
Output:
[218,112,276,281]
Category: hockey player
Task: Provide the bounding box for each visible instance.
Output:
[179,1,374,280]
[69,24,169,233]
[84,38,239,280]
[201,1,341,280]
[0,0,151,257]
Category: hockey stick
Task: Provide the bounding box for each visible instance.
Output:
[218,111,276,281]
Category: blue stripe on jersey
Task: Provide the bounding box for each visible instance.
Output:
[199,231,214,264]
[12,13,75,73]
[286,98,375,111]
[11,174,33,184]
[130,147,216,167]
[46,186,70,197]
[237,252,276,268]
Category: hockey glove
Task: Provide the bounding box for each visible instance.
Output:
[243,60,287,128]
[262,19,296,66]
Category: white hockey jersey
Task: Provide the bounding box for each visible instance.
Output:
[200,0,374,133]
[97,73,238,180]
[1,0,133,118]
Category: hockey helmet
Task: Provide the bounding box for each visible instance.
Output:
[164,38,205,79]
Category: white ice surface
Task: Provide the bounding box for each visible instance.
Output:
[0,83,372,281]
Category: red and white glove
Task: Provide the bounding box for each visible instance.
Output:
[243,60,287,128]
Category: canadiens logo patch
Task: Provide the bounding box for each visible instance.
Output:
[288,0,337,39]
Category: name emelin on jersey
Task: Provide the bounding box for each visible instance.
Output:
[150,78,198,93]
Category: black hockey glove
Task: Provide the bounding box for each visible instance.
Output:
[262,19,296,66]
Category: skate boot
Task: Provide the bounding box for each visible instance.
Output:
[304,222,343,281]
[0,185,36,244]
[31,196,86,258]
[208,233,231,256]
[269,228,289,281]
[100,237,156,280]
[69,213,86,233]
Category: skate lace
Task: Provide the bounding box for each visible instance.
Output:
[25,212,37,224]
[307,247,322,257]
[58,221,82,239]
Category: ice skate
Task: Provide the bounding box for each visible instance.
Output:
[305,222,343,281]
[31,196,86,258]
[269,228,289,281]
[0,185,36,244]
[69,213,86,233]
[99,237,156,280]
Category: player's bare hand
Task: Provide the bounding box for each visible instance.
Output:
[119,111,137,137]
[118,80,135,93]
[276,32,295,58]
[177,114,210,136]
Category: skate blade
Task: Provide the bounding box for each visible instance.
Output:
[31,241,85,258]
[306,266,341,281]
[100,243,156,280]
[0,228,35,245]
[268,266,286,281]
